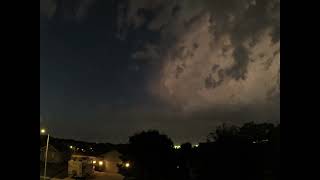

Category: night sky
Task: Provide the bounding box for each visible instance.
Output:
[40,0,280,144]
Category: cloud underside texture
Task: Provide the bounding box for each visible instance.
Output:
[40,0,280,142]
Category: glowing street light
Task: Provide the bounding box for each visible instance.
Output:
[40,128,50,180]
[125,162,130,168]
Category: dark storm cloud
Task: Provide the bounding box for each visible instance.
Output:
[40,0,96,21]
[41,0,280,143]
[40,0,57,18]
[131,43,161,63]
[225,45,250,80]
[121,0,280,81]
[117,0,280,125]
[214,0,279,79]
[271,24,280,44]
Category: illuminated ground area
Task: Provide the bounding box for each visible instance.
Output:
[62,171,123,180]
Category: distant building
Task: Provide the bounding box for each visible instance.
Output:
[40,144,69,163]
[99,150,123,173]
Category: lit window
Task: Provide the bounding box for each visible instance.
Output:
[125,162,130,168]
[99,161,103,166]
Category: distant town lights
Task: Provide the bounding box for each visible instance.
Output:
[174,145,181,149]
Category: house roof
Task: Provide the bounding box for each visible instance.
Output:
[40,144,58,152]
[100,150,122,162]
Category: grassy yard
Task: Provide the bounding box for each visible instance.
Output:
[40,162,68,179]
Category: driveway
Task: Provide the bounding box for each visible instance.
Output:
[61,171,123,180]
[91,171,124,180]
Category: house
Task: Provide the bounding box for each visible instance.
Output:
[99,150,123,173]
[40,144,69,163]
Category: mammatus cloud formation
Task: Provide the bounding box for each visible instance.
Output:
[119,0,280,114]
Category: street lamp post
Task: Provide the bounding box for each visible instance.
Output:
[41,129,49,180]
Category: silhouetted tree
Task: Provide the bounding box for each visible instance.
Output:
[194,122,279,180]
[239,121,275,142]
[119,130,176,180]
[269,124,280,179]
[176,142,193,180]
[118,123,280,180]
[207,123,240,144]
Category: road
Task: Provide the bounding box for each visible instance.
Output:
[59,171,124,180]
[91,171,124,180]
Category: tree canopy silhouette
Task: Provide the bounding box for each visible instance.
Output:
[119,130,176,180]
[118,123,279,180]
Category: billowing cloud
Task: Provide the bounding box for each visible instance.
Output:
[119,0,280,117]
[41,0,280,143]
